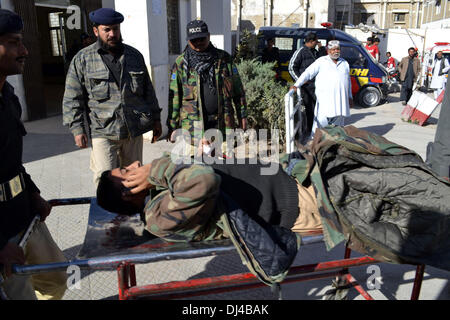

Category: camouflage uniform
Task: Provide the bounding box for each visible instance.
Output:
[282,125,450,271]
[63,42,161,140]
[144,153,225,242]
[168,48,247,146]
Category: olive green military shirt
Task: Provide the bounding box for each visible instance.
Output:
[63,42,161,140]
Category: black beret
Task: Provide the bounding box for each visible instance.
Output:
[0,9,23,35]
[89,8,124,25]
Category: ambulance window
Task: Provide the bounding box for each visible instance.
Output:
[275,38,294,52]
[340,46,367,67]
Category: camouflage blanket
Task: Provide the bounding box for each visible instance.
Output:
[283,125,450,271]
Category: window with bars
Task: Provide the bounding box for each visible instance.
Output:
[336,11,349,22]
[167,0,180,55]
[49,12,66,57]
[360,13,369,24]
[436,0,442,15]
[393,13,406,23]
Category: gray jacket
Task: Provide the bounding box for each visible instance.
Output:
[63,42,161,140]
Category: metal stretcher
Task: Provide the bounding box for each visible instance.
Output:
[11,197,426,300]
[9,90,427,300]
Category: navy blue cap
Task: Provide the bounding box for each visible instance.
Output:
[89,8,124,25]
[0,9,23,35]
[186,20,209,40]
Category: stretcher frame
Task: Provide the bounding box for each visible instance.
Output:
[10,90,429,300]
[11,197,426,300]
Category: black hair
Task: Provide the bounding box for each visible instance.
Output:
[367,37,373,42]
[97,170,138,215]
[408,47,416,52]
[305,32,318,43]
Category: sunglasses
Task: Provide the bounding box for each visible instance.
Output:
[191,37,207,44]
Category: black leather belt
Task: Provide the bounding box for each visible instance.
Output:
[0,173,25,202]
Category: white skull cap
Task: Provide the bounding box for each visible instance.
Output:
[328,40,340,49]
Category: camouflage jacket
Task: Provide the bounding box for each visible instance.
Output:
[282,125,450,271]
[167,48,248,145]
[63,42,161,140]
[144,153,300,285]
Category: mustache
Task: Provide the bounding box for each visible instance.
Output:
[329,53,340,59]
[16,56,27,62]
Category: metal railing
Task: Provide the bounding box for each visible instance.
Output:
[284,88,302,154]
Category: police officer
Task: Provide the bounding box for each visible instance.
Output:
[167,20,248,150]
[288,32,320,139]
[63,8,162,186]
[0,9,67,300]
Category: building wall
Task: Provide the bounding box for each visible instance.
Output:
[341,1,450,30]
[231,0,331,32]
[422,0,450,26]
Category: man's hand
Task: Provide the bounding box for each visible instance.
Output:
[0,243,25,278]
[121,162,154,197]
[74,134,88,149]
[290,85,298,92]
[30,192,52,222]
[197,138,214,157]
[152,121,162,143]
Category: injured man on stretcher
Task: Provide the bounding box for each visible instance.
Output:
[96,126,450,279]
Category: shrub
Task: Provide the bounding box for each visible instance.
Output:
[236,58,288,149]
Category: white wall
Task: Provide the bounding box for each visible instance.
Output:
[385,28,450,62]
[201,0,232,54]
[421,17,450,29]
[114,0,170,137]
[102,0,115,9]
[346,26,450,63]
[309,0,330,28]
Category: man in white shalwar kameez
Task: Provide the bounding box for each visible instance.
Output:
[291,40,352,140]
[430,51,450,100]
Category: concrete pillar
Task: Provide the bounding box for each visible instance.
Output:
[114,0,170,136]
[102,0,115,8]
[200,0,231,54]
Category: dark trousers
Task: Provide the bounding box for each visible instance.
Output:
[300,85,316,136]
[400,82,413,103]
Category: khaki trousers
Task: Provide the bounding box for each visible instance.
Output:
[90,136,143,186]
[1,222,68,300]
[291,183,323,234]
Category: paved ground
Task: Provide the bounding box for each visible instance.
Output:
[21,92,449,300]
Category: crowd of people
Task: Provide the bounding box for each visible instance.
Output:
[1,6,450,300]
